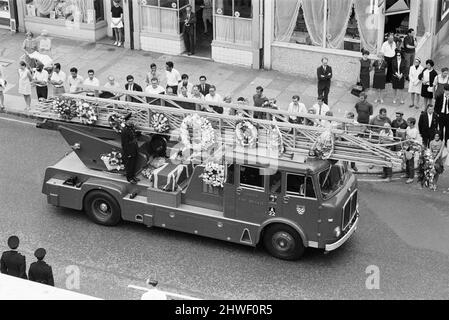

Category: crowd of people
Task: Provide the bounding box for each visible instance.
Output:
[0,235,54,286]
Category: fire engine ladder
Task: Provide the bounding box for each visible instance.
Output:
[33,85,404,168]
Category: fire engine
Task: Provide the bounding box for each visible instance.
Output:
[36,86,401,260]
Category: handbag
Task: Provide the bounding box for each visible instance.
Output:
[427,86,434,93]
[350,82,364,97]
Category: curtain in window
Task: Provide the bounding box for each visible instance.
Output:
[34,0,56,15]
[274,0,301,41]
[235,18,252,45]
[141,6,160,32]
[215,15,234,42]
[326,0,353,49]
[354,0,378,53]
[302,0,325,46]
[161,9,178,34]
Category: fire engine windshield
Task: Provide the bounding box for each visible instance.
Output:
[319,162,347,199]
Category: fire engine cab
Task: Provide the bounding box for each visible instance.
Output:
[37,86,398,260]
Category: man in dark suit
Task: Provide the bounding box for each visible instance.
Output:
[0,235,27,279]
[125,75,143,103]
[182,5,196,55]
[28,248,54,286]
[434,84,449,146]
[121,113,140,184]
[317,57,332,105]
[198,75,211,96]
[418,105,439,147]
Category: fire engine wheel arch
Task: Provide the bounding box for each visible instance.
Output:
[83,190,122,226]
[262,224,305,260]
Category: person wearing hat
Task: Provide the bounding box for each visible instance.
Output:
[0,236,27,279]
[392,111,408,151]
[121,113,141,184]
[28,248,54,286]
[408,57,424,109]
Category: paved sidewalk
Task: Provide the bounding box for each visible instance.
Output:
[1,30,417,176]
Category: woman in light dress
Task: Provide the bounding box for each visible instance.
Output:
[433,67,449,102]
[408,57,424,109]
[201,0,213,34]
[18,61,33,111]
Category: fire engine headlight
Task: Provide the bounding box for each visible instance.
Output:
[334,226,341,238]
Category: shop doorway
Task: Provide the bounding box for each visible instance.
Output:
[192,0,212,58]
[98,0,126,47]
[384,0,410,37]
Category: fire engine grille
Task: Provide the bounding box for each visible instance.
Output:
[342,190,358,230]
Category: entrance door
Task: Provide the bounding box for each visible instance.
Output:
[191,0,213,58]
[384,0,411,35]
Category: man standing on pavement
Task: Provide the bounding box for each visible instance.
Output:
[252,86,269,119]
[402,28,416,80]
[124,75,143,103]
[28,248,54,286]
[312,95,330,117]
[391,111,408,150]
[182,5,196,56]
[50,63,66,96]
[165,61,181,95]
[0,236,27,279]
[32,63,49,100]
[83,69,100,97]
[68,67,84,93]
[434,84,449,146]
[197,75,211,96]
[404,117,420,184]
[354,92,373,124]
[381,33,397,83]
[317,57,332,105]
[418,104,439,147]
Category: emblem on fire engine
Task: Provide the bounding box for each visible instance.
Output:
[296,205,305,215]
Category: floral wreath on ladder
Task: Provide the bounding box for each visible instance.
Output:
[310,129,335,160]
[235,120,258,148]
[51,96,77,120]
[76,100,98,125]
[200,162,225,188]
[150,113,170,133]
[180,114,215,151]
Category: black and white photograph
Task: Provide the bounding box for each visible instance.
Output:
[1,0,449,309]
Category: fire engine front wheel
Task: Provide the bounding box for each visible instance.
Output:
[263,224,305,260]
[84,190,121,226]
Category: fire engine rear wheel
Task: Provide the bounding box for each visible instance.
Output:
[84,190,121,226]
[263,224,305,260]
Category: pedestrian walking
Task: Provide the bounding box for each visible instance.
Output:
[354,92,373,124]
[408,58,424,109]
[404,117,420,184]
[165,61,181,95]
[381,33,396,84]
[317,57,332,105]
[432,67,449,102]
[434,84,449,146]
[372,52,387,103]
[28,248,54,286]
[402,28,417,79]
[0,66,6,111]
[252,86,269,119]
[418,104,439,147]
[182,5,196,55]
[392,50,406,104]
[32,63,49,100]
[0,236,27,279]
[18,61,32,111]
[50,63,66,96]
[419,59,438,109]
[111,0,124,47]
[359,49,372,91]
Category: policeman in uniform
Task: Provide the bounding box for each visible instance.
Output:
[0,235,27,279]
[28,248,54,286]
[121,113,141,184]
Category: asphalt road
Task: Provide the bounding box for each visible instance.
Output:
[0,115,449,300]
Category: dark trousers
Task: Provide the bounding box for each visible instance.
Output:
[385,56,395,83]
[36,86,48,99]
[317,86,330,105]
[439,114,449,145]
[382,167,392,178]
[422,135,432,148]
[403,52,415,79]
[183,29,195,54]
[124,155,137,180]
[406,157,415,179]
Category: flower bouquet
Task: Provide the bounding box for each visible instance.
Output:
[180,114,215,151]
[417,148,436,188]
[52,96,77,120]
[235,120,258,148]
[77,100,98,125]
[100,151,125,172]
[200,162,225,188]
[150,113,170,133]
[108,113,126,133]
[310,129,335,160]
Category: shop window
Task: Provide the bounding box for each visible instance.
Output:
[240,165,264,189]
[290,6,313,46]
[25,0,102,24]
[442,0,449,20]
[141,0,188,34]
[0,0,10,20]
[214,0,252,45]
[344,4,361,52]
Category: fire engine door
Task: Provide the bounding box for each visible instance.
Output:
[235,165,270,224]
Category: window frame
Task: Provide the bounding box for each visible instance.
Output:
[140,0,190,35]
[285,173,317,200]
[239,165,265,190]
[213,0,253,45]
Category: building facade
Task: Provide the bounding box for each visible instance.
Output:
[13,0,449,83]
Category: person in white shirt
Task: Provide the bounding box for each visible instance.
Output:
[311,95,330,117]
[50,63,66,96]
[145,77,165,95]
[204,85,223,113]
[287,95,307,124]
[191,85,204,111]
[404,117,420,184]
[177,73,194,94]
[83,69,100,97]
[32,63,49,100]
[178,86,192,99]
[222,95,233,115]
[165,61,181,95]
[68,67,84,93]
[145,63,163,85]
[100,75,122,99]
[381,33,397,84]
